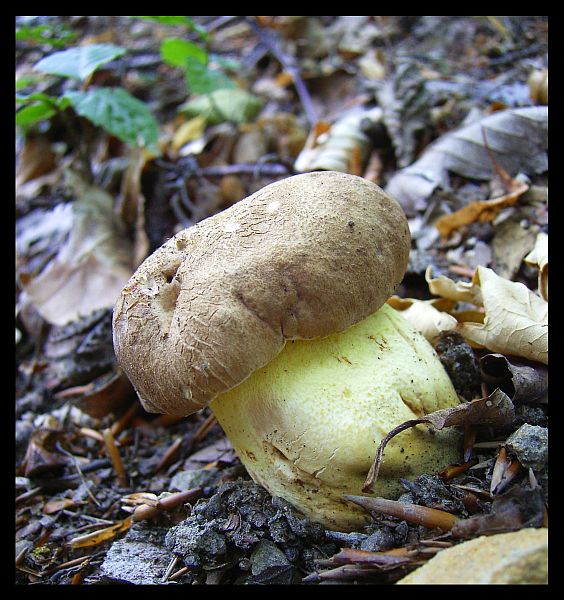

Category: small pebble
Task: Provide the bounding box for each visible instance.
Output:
[505,424,548,471]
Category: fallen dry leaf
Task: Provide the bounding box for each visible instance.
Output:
[450,485,545,539]
[171,115,208,153]
[363,388,515,493]
[426,266,548,365]
[387,296,457,341]
[524,231,548,301]
[15,136,56,187]
[434,179,529,238]
[480,354,548,405]
[43,497,83,515]
[386,106,548,215]
[22,175,134,326]
[294,107,382,174]
[67,516,132,549]
[118,148,150,268]
[491,218,538,280]
[490,446,522,495]
[425,266,483,305]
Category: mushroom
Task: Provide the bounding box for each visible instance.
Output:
[113,171,461,531]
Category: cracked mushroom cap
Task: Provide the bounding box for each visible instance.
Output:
[112,171,411,416]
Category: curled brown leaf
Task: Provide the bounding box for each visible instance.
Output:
[362,389,515,493]
[480,353,548,405]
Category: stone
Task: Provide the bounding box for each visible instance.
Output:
[100,525,176,585]
[170,467,221,492]
[397,528,548,584]
[505,424,548,471]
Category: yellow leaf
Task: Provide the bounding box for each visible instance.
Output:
[524,232,548,301]
[425,266,483,305]
[171,115,207,152]
[68,516,132,549]
[387,296,457,341]
[427,266,548,364]
[43,498,82,515]
[434,181,528,238]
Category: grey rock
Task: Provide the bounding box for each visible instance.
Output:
[360,528,396,552]
[101,526,174,585]
[505,424,548,471]
[165,521,228,568]
[249,540,300,584]
[170,468,221,492]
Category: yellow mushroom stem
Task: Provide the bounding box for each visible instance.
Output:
[210,303,462,532]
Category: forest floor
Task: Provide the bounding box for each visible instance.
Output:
[15,16,548,585]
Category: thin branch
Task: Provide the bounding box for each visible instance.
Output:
[246,18,318,126]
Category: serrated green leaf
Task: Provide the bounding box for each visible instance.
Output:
[34,44,126,81]
[160,38,207,68]
[16,102,57,127]
[65,88,160,155]
[180,88,263,124]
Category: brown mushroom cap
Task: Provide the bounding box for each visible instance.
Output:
[112,171,411,415]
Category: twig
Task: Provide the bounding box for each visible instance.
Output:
[193,412,218,444]
[44,556,91,576]
[15,486,42,505]
[102,428,127,487]
[198,162,290,178]
[362,419,423,493]
[161,556,180,583]
[79,427,105,444]
[110,401,140,437]
[153,436,183,473]
[54,442,102,507]
[169,566,190,581]
[246,18,318,126]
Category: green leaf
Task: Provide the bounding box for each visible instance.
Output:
[65,88,160,155]
[16,92,57,106]
[159,38,235,94]
[185,61,236,95]
[16,75,42,91]
[34,44,126,81]
[160,38,207,68]
[209,54,242,72]
[180,88,263,125]
[16,23,76,49]
[16,102,57,127]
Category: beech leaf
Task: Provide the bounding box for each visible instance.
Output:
[22,176,134,326]
[386,106,548,215]
[426,266,548,365]
[434,179,529,239]
[480,354,548,405]
[524,232,548,301]
[387,296,457,341]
